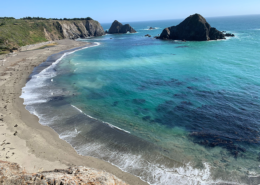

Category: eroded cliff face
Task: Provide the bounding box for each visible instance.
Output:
[0,160,128,185]
[45,20,105,40]
[0,19,105,54]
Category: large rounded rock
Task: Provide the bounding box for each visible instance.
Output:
[159,14,227,41]
[109,20,136,34]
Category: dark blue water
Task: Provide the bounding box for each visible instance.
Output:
[21,15,260,184]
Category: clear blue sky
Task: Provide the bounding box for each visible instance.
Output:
[1,0,260,23]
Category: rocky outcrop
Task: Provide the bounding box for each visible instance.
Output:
[224,33,235,37]
[159,14,227,41]
[0,160,128,185]
[108,20,136,34]
[30,20,105,41]
[51,20,105,40]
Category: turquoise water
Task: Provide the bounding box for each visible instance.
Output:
[22,15,260,184]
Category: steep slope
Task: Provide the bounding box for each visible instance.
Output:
[0,19,105,54]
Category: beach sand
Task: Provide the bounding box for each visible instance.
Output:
[0,39,148,185]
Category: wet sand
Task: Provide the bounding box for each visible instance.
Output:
[0,39,148,185]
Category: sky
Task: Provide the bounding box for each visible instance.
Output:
[1,0,260,23]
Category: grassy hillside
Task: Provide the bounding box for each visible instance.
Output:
[0,19,64,54]
[0,18,104,55]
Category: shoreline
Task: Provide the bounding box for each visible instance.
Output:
[0,39,148,185]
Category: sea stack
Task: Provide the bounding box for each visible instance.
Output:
[108,20,136,34]
[159,14,226,41]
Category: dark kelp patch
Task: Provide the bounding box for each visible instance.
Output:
[154,88,260,158]
[138,78,185,90]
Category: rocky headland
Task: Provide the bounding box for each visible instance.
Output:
[108,20,136,34]
[0,19,105,55]
[53,19,105,39]
[159,14,233,41]
[0,160,128,185]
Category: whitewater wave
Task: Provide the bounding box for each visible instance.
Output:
[140,27,161,30]
[71,105,130,134]
[74,141,240,185]
[20,41,101,123]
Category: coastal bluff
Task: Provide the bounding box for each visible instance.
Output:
[53,19,105,39]
[108,20,136,34]
[0,160,128,185]
[159,14,225,41]
[0,19,105,55]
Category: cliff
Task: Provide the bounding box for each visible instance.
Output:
[159,14,226,41]
[0,19,105,54]
[0,160,128,185]
[108,20,136,34]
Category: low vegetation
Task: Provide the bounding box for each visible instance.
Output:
[0,17,94,55]
[21,17,93,20]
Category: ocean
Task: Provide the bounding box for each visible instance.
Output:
[21,15,260,184]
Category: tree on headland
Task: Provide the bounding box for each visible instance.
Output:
[0,17,15,19]
[0,17,95,21]
[20,17,94,21]
[21,17,47,20]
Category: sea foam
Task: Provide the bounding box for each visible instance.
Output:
[71,105,131,134]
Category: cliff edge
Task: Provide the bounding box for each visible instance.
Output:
[0,160,128,185]
[0,19,105,55]
[159,14,225,41]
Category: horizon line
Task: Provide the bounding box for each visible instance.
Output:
[100,13,260,24]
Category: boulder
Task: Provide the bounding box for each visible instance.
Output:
[149,27,155,30]
[145,34,151,37]
[224,33,235,37]
[109,20,136,34]
[159,14,226,41]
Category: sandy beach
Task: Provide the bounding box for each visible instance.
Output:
[0,39,148,185]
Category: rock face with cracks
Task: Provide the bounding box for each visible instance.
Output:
[0,160,128,185]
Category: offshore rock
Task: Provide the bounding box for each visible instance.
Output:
[109,20,136,33]
[0,160,128,185]
[159,14,226,41]
[224,33,235,37]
